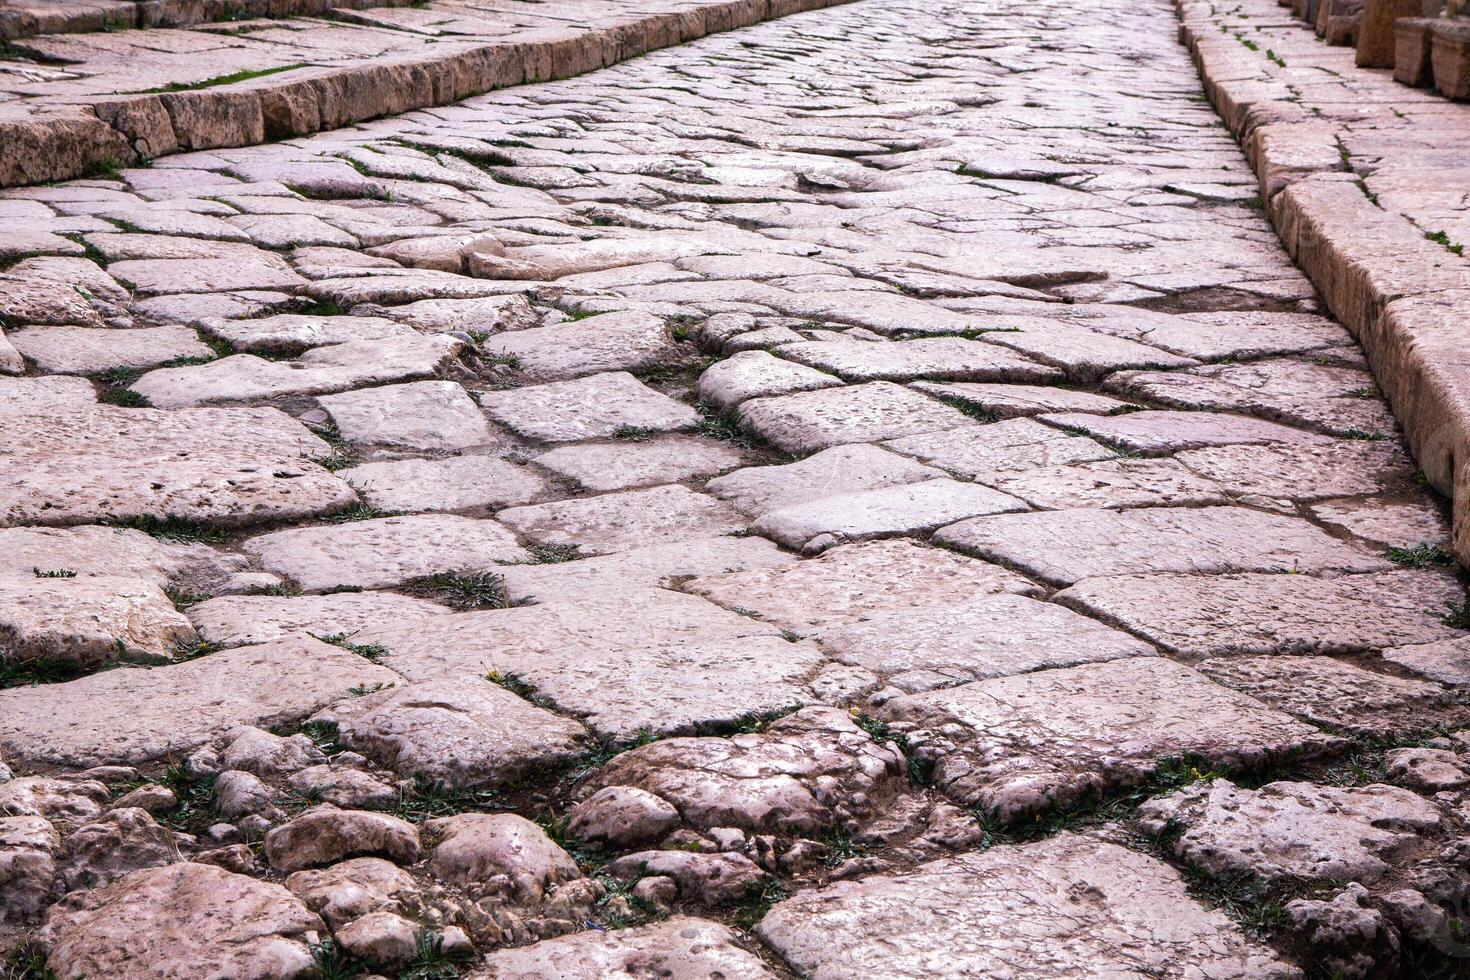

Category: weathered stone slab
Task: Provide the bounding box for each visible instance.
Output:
[815,594,1155,693]
[0,525,208,587]
[706,444,944,518]
[883,658,1339,820]
[1059,570,1462,657]
[0,376,97,416]
[186,592,449,647]
[991,458,1230,510]
[0,636,401,767]
[1039,410,1330,455]
[1176,441,1412,501]
[936,506,1388,586]
[696,349,843,411]
[532,437,744,493]
[477,372,698,443]
[1383,635,1470,687]
[474,917,779,979]
[340,455,547,513]
[882,417,1113,480]
[738,382,976,453]
[1309,497,1449,547]
[0,574,194,668]
[201,314,415,354]
[688,538,1039,631]
[319,380,493,451]
[0,406,328,460]
[243,514,529,592]
[498,485,745,556]
[756,834,1296,979]
[909,380,1132,418]
[478,310,677,381]
[11,325,213,375]
[777,337,1061,383]
[109,255,306,296]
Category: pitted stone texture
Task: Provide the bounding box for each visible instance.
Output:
[756,834,1296,979]
[909,381,1132,419]
[1196,656,1468,737]
[532,437,745,493]
[777,337,1061,383]
[284,857,420,931]
[0,376,96,415]
[990,458,1230,510]
[0,815,60,919]
[0,778,109,831]
[477,310,677,381]
[60,807,178,890]
[318,381,493,451]
[565,787,681,849]
[586,707,905,835]
[500,536,794,604]
[472,917,779,979]
[0,406,328,460]
[37,863,321,980]
[753,478,1026,554]
[317,678,587,788]
[1138,779,1442,886]
[1384,636,1470,687]
[689,539,1039,631]
[1039,410,1330,455]
[706,444,944,519]
[0,526,216,587]
[0,574,194,667]
[936,506,1388,586]
[1310,497,1450,548]
[10,325,214,375]
[186,591,448,647]
[265,808,420,874]
[201,315,416,354]
[498,485,745,556]
[884,658,1339,820]
[477,372,698,443]
[738,381,976,453]
[882,417,1114,480]
[426,813,579,903]
[0,636,401,767]
[243,514,529,592]
[341,455,547,513]
[814,594,1155,693]
[1177,441,1412,501]
[696,349,843,411]
[359,590,823,741]
[1059,571,1463,657]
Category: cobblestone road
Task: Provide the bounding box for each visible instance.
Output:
[3,0,1469,976]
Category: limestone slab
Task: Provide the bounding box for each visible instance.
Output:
[990,458,1230,510]
[0,525,208,587]
[1310,497,1449,548]
[1383,636,1470,686]
[777,337,1061,383]
[532,436,745,493]
[478,310,677,381]
[341,455,547,513]
[0,376,96,416]
[1039,409,1330,455]
[695,349,842,411]
[0,574,194,668]
[201,314,415,354]
[186,591,449,647]
[706,443,944,519]
[738,381,975,454]
[0,406,328,460]
[319,380,493,451]
[883,417,1113,480]
[497,485,745,556]
[474,917,778,979]
[477,372,698,443]
[1176,441,1412,501]
[11,325,213,375]
[909,380,1133,418]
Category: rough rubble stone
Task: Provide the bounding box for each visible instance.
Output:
[497,484,745,556]
[186,591,448,647]
[286,764,398,810]
[0,778,109,830]
[284,856,420,930]
[426,813,579,903]
[738,381,976,453]
[264,807,421,873]
[220,727,329,777]
[605,849,765,906]
[0,574,195,668]
[472,917,778,979]
[318,381,494,451]
[335,910,420,967]
[565,787,682,850]
[532,437,745,493]
[706,443,944,518]
[0,815,60,919]
[477,372,697,443]
[61,807,178,890]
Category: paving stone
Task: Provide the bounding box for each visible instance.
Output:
[695,349,843,411]
[688,538,1039,631]
[500,535,795,604]
[1113,310,1352,360]
[0,376,96,415]
[1138,779,1442,886]
[477,310,677,381]
[756,834,1296,979]
[358,590,823,741]
[1176,441,1413,501]
[752,477,1026,554]
[1196,656,1469,738]
[186,592,449,647]
[738,381,976,454]
[0,273,106,328]
[776,337,1062,383]
[110,255,307,296]
[358,295,541,335]
[1383,636,1470,687]
[318,380,493,451]
[0,405,327,460]
[705,443,944,519]
[882,417,1114,480]
[1059,570,1464,657]
[0,574,194,669]
[243,514,529,592]
[340,455,547,513]
[473,917,779,979]
[909,380,1133,418]
[201,314,416,354]
[0,525,216,587]
[814,594,1155,693]
[935,506,1388,586]
[1310,497,1449,548]
[477,372,698,443]
[0,636,400,767]
[10,325,214,375]
[532,437,745,493]
[883,658,1339,820]
[316,678,588,788]
[981,322,1199,380]
[497,484,745,556]
[1039,410,1331,456]
[990,458,1231,510]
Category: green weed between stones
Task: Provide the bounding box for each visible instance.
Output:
[405,571,511,610]
[1384,543,1454,569]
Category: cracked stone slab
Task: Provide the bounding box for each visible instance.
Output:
[1309,497,1449,548]
[358,590,823,742]
[1196,656,1470,738]
[688,538,1039,632]
[476,372,698,443]
[752,477,1027,554]
[498,485,745,556]
[883,658,1341,820]
[243,514,529,592]
[882,417,1114,480]
[318,381,494,451]
[695,349,843,411]
[737,381,976,454]
[935,506,1389,586]
[532,437,745,493]
[756,834,1297,979]
[474,917,779,979]
[1138,778,1442,886]
[1038,410,1331,456]
[477,310,678,381]
[1176,441,1413,501]
[10,325,214,375]
[1383,636,1470,687]
[0,574,195,668]
[907,381,1133,419]
[0,635,401,767]
[186,592,450,648]
[706,443,944,519]
[776,337,1062,383]
[1058,570,1463,657]
[814,594,1155,693]
[990,458,1230,510]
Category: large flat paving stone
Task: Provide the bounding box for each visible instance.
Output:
[1309,497,1449,548]
[477,310,677,381]
[909,380,1133,418]
[882,417,1114,480]
[477,372,698,443]
[738,381,976,453]
[883,658,1340,820]
[696,349,842,411]
[340,455,547,513]
[0,636,401,767]
[1058,570,1463,657]
[0,405,328,459]
[200,314,416,354]
[473,917,778,979]
[0,525,214,587]
[1176,441,1413,501]
[10,325,214,375]
[0,574,194,669]
[243,514,529,592]
[706,443,944,518]
[776,337,1062,383]
[497,485,745,555]
[318,380,494,451]
[935,505,1389,586]
[1039,409,1331,455]
[990,458,1230,510]
[814,593,1155,693]
[687,538,1040,632]
[358,590,824,741]
[186,591,449,647]
[756,834,1297,979]
[532,436,745,493]
[0,376,97,415]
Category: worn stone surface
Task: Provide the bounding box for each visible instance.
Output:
[882,417,1114,480]
[532,437,745,493]
[696,349,843,411]
[477,372,698,443]
[186,591,448,647]
[739,382,976,453]
[498,485,745,556]
[1040,409,1331,455]
[706,443,944,518]
[264,807,421,873]
[340,455,547,513]
[318,381,494,451]
[0,573,194,667]
[474,917,779,979]
[426,813,578,902]
[11,326,213,375]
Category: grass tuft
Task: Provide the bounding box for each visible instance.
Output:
[404,571,510,610]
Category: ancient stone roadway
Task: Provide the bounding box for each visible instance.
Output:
[2,0,1468,976]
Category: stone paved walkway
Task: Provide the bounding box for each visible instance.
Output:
[2,0,1469,976]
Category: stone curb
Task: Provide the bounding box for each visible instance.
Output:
[0,0,854,189]
[0,0,417,41]
[1177,0,1470,562]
